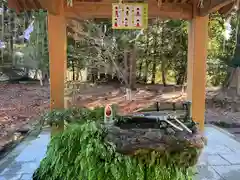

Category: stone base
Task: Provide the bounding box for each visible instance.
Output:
[104,118,206,168]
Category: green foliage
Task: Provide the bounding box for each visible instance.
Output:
[34,108,197,180]
[43,107,105,126]
[0,2,32,66]
[230,11,240,68]
[0,5,49,74]
[66,13,239,86]
[207,13,236,86]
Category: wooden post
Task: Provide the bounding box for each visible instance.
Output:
[187,16,209,131]
[48,0,67,134]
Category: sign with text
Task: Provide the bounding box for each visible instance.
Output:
[112,3,148,29]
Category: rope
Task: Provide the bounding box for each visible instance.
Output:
[67,0,73,7]
[197,0,204,8]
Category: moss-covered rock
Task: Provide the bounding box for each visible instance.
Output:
[33,108,204,180]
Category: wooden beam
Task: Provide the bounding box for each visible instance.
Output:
[48,0,67,134]
[8,0,18,10]
[20,0,28,10]
[38,0,62,15]
[24,0,32,10]
[199,0,234,16]
[27,0,38,9]
[15,0,23,12]
[8,0,21,12]
[218,1,235,16]
[187,16,208,131]
[64,2,193,19]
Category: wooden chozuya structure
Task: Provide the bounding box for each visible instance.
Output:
[8,0,235,132]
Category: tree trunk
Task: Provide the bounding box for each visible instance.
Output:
[143,61,149,83]
[76,68,80,80]
[160,21,167,86]
[223,67,234,88]
[43,72,49,86]
[92,67,98,83]
[130,46,137,89]
[79,70,83,81]
[123,50,130,85]
[72,60,75,81]
[223,10,240,96]
[10,35,13,62]
[143,30,150,84]
[34,69,38,79]
[226,67,240,96]
[176,71,185,85]
[25,67,29,78]
[151,58,157,84]
[138,59,143,80]
[161,61,167,86]
[151,36,157,84]
[39,70,43,86]
[123,50,132,101]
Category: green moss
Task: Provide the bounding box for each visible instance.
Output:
[42,107,105,126]
[33,108,197,180]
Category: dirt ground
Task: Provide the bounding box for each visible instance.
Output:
[1,83,240,150]
[0,84,50,150]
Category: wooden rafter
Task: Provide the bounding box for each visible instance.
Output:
[199,0,235,16]
[218,1,235,15]
[27,0,38,9]
[15,0,22,13]
[24,0,31,10]
[8,0,20,12]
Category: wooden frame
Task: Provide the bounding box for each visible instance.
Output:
[7,0,233,132]
[8,0,234,18]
